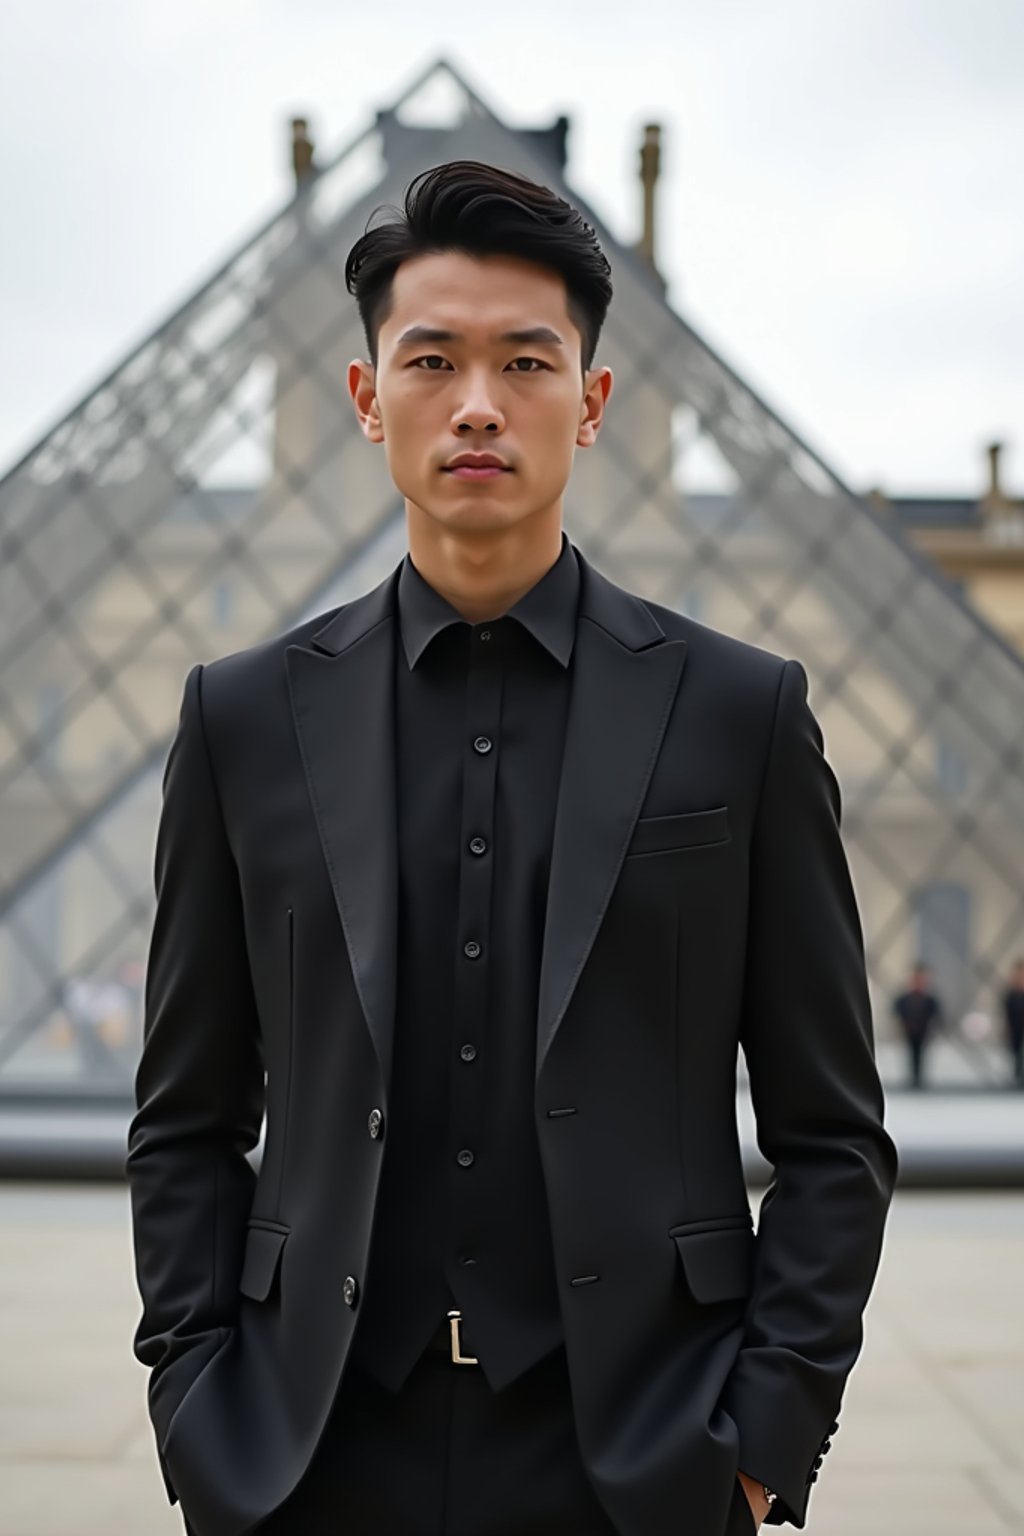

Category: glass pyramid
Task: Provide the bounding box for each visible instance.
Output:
[2,58,1022,1096]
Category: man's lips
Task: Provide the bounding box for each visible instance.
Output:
[444,465,510,480]
[443,452,511,479]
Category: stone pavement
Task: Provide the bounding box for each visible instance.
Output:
[0,1185,1021,1536]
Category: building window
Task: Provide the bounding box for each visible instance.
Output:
[211,578,234,628]
[677,585,704,622]
[912,881,972,1021]
[936,736,969,797]
[34,682,64,770]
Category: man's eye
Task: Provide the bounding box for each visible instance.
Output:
[412,355,451,370]
[508,357,546,372]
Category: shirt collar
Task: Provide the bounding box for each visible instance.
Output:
[397,531,580,671]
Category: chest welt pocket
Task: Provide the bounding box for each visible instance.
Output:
[238,1219,290,1302]
[627,805,730,858]
[669,1215,754,1302]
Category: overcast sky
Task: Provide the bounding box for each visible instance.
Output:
[1,0,1022,495]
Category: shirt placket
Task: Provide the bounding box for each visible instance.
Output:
[447,622,503,1273]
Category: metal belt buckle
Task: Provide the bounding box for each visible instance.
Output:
[446,1308,478,1365]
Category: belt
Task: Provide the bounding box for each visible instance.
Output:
[426,1309,480,1365]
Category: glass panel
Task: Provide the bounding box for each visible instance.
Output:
[2,62,1023,1106]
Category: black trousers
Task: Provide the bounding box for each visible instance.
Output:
[1010,1029,1024,1085]
[183,1340,758,1535]
[244,1339,619,1536]
[907,1033,927,1088]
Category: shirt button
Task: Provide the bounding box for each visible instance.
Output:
[342,1274,359,1307]
[464,939,481,959]
[457,1148,475,1168]
[479,629,492,641]
[469,836,487,855]
[460,1043,477,1062]
[367,1107,384,1139]
[473,735,492,754]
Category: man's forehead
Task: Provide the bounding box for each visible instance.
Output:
[385,251,572,327]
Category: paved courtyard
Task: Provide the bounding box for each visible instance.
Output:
[0,1184,1021,1535]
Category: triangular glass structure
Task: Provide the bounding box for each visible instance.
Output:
[2,58,1022,1094]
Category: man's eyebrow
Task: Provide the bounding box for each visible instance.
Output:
[499,326,564,346]
[394,324,565,348]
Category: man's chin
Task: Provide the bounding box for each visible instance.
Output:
[407,497,529,534]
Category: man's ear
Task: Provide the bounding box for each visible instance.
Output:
[347,358,384,444]
[577,365,613,449]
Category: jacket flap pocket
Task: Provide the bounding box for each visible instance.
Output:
[628,805,730,857]
[671,1222,754,1303]
[239,1223,289,1301]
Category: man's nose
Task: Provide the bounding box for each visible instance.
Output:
[453,379,505,433]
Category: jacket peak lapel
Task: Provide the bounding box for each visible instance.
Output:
[536,551,687,1079]
[285,566,401,1089]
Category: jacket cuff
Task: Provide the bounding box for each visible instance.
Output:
[725,1376,840,1526]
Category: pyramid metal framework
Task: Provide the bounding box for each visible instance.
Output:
[2,58,1023,1097]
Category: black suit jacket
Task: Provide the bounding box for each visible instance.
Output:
[127,541,897,1536]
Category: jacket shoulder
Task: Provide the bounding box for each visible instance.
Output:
[187,606,333,718]
[196,544,400,704]
[641,595,793,697]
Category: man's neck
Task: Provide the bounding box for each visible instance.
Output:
[405,514,565,624]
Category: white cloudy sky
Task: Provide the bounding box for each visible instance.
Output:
[1,0,1022,495]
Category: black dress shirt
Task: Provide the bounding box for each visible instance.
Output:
[349,532,580,1394]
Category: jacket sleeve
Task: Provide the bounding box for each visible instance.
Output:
[125,661,265,1504]
[721,658,898,1526]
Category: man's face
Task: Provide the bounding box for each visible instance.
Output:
[348,250,612,537]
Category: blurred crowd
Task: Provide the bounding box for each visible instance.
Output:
[891,959,1024,1090]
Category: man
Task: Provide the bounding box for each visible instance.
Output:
[1002,958,1024,1087]
[127,160,897,1536]
[892,962,943,1090]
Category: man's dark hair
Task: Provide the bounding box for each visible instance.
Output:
[345,160,613,371]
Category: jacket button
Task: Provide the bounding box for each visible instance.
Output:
[367,1108,384,1139]
[342,1274,359,1307]
[456,1148,475,1168]
[473,735,492,754]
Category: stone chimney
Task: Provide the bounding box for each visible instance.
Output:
[637,123,665,288]
[980,440,1024,544]
[291,117,317,189]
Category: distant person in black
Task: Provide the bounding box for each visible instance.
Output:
[1003,958,1024,1088]
[892,962,943,1089]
